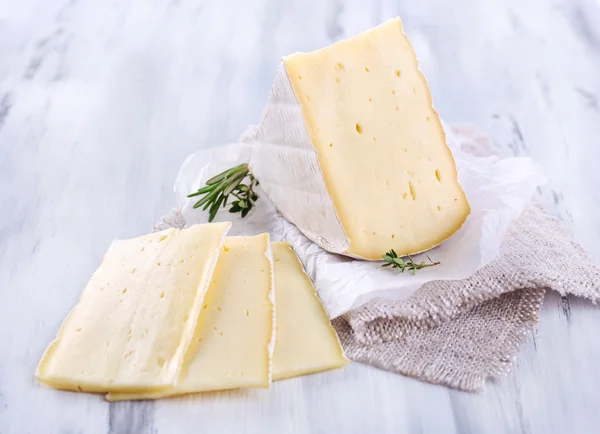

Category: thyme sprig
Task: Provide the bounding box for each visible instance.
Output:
[382,249,440,274]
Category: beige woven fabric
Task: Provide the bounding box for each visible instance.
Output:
[334,205,600,391]
[333,289,544,391]
[157,125,600,391]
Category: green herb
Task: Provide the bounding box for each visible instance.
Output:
[187,163,259,222]
[381,249,440,274]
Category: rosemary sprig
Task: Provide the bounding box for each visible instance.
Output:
[187,163,259,222]
[382,249,440,274]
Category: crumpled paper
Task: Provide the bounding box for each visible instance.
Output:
[174,125,545,318]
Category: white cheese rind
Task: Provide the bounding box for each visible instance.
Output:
[36,222,232,393]
[249,64,349,255]
[106,234,275,401]
[263,235,277,384]
[250,18,470,260]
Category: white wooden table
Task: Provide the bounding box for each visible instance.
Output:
[1,0,600,433]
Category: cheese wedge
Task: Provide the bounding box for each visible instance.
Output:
[271,242,348,380]
[107,234,275,401]
[36,222,231,393]
[250,17,470,259]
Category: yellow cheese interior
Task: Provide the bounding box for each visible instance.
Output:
[36,222,231,393]
[107,234,274,400]
[271,242,348,380]
[284,18,470,259]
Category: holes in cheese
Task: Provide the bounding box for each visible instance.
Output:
[275,17,470,258]
[409,182,416,200]
[36,222,231,393]
[106,234,275,401]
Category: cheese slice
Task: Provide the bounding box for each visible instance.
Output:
[250,17,470,259]
[271,242,348,380]
[106,234,275,401]
[36,222,231,393]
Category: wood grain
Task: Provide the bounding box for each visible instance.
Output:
[1,0,599,433]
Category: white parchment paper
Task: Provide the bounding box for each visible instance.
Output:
[174,125,545,318]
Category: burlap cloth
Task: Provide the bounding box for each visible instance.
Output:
[158,125,600,391]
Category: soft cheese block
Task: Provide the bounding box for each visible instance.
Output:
[36,222,231,393]
[107,234,275,401]
[271,242,348,380]
[251,17,470,260]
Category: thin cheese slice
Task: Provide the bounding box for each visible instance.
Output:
[107,234,275,401]
[271,242,348,380]
[36,222,231,393]
[251,18,470,259]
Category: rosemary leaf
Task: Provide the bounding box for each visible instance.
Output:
[193,185,221,208]
[209,195,224,221]
[205,164,246,185]
[223,172,246,196]
[193,184,218,196]
[187,190,203,198]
